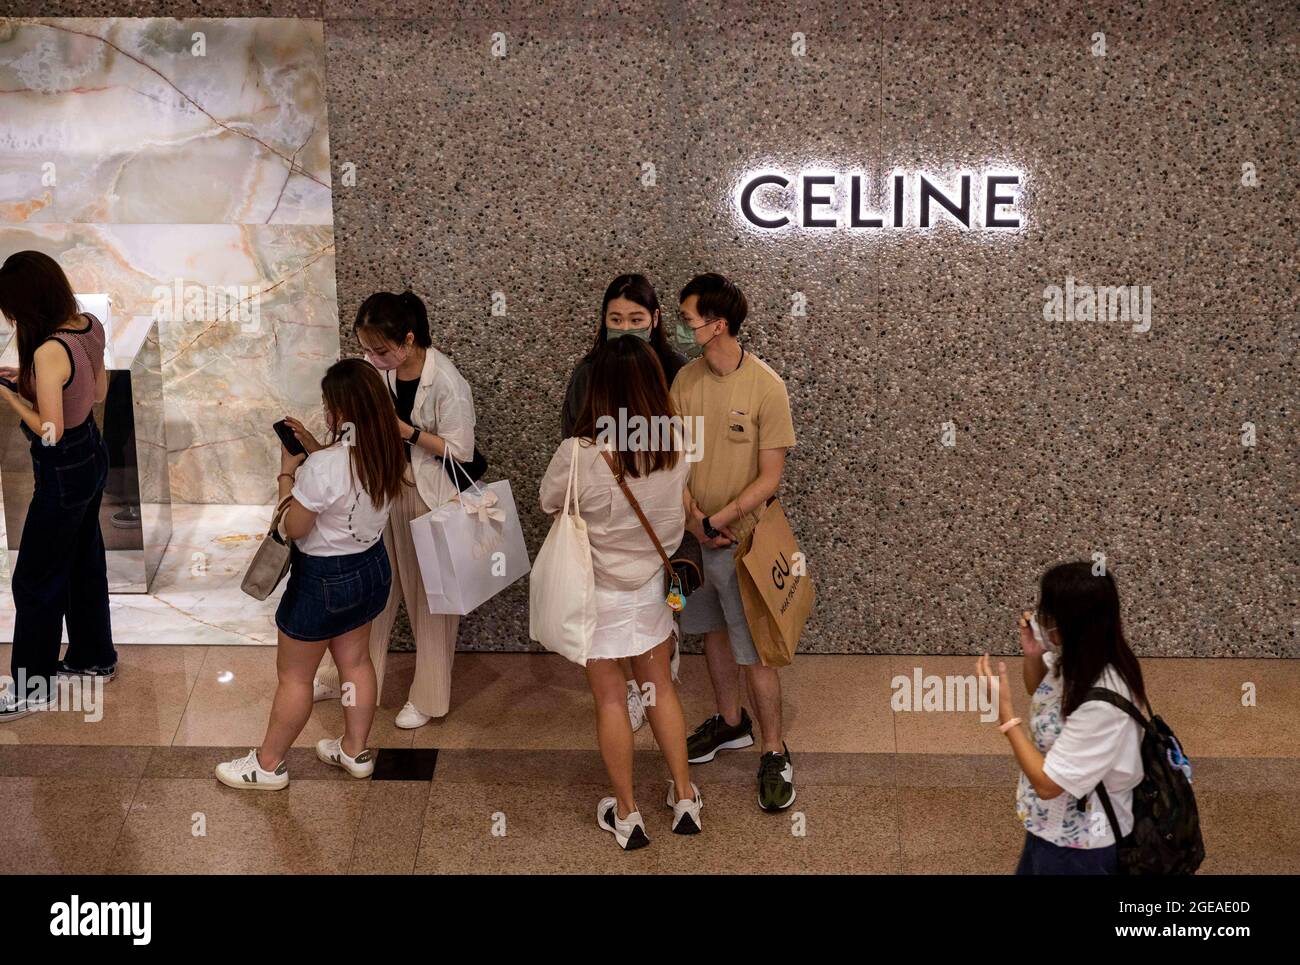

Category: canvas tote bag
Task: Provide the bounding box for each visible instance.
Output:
[240,495,294,601]
[734,498,814,668]
[528,448,597,665]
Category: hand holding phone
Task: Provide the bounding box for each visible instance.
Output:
[273,419,306,457]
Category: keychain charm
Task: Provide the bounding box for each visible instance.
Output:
[666,574,685,612]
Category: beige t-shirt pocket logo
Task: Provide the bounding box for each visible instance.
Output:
[727,409,753,441]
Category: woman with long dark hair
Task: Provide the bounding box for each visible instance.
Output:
[978,561,1148,874]
[0,251,113,720]
[540,337,700,850]
[560,274,686,733]
[216,359,405,789]
[309,291,477,728]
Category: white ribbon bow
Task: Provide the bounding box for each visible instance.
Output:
[459,489,504,524]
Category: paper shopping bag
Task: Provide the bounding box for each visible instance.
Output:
[409,479,531,615]
[734,499,814,668]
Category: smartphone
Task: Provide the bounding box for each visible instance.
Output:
[273,419,306,457]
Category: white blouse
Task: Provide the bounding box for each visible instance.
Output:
[539,437,688,591]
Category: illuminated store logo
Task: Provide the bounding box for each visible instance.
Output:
[735,169,1023,231]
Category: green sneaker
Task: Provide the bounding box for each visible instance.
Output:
[757,743,795,812]
[686,708,755,764]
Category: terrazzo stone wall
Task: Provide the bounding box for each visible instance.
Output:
[6,1,1296,657]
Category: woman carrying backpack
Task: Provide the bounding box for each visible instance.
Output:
[978,562,1147,875]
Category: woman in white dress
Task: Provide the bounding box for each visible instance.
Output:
[539,337,701,851]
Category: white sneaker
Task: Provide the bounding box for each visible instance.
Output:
[626,681,646,732]
[315,736,375,778]
[215,749,288,791]
[395,701,431,729]
[597,797,650,851]
[666,780,703,835]
[312,679,341,702]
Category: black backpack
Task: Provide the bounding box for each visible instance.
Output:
[1086,688,1205,875]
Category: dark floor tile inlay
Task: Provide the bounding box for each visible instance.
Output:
[372,748,439,781]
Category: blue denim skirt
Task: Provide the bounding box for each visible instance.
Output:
[275,541,391,642]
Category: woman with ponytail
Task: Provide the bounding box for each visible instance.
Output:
[311,290,477,728]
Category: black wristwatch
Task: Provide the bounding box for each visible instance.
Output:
[702,515,720,539]
[408,426,421,447]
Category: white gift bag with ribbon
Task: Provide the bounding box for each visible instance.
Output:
[409,458,531,615]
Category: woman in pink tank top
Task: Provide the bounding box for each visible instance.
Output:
[0,250,116,720]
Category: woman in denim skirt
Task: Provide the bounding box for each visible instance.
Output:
[217,359,407,790]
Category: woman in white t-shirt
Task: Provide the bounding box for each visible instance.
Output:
[978,561,1148,874]
[539,337,700,850]
[217,359,407,792]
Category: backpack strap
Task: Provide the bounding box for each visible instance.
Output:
[1083,687,1149,846]
[1092,783,1123,846]
[1083,687,1150,727]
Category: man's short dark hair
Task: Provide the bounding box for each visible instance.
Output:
[680,272,747,336]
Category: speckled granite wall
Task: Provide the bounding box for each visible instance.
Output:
[6,2,1295,657]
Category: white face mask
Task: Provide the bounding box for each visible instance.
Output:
[1029,615,1057,652]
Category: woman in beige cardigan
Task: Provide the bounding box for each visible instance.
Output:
[303,290,476,728]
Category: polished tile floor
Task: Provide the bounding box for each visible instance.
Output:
[0,647,1295,873]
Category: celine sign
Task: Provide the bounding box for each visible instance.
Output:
[735,169,1023,231]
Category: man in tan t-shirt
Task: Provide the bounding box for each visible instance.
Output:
[669,273,798,812]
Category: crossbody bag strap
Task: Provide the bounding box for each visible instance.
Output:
[600,449,672,572]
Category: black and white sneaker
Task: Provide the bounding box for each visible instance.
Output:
[666,780,702,834]
[597,797,650,851]
[58,661,117,683]
[686,708,755,764]
[0,689,55,722]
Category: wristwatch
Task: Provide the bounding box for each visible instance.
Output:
[702,515,720,539]
[408,427,421,447]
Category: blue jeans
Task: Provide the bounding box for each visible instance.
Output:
[10,416,114,693]
[1015,831,1118,875]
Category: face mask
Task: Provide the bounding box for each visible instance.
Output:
[676,318,721,351]
[608,325,651,342]
[1029,615,1057,652]
[364,344,409,371]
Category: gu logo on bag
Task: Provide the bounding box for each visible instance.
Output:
[770,550,806,613]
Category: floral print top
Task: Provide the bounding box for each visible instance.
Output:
[1015,652,1103,848]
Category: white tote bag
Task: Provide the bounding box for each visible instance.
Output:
[528,449,596,665]
[409,460,531,616]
